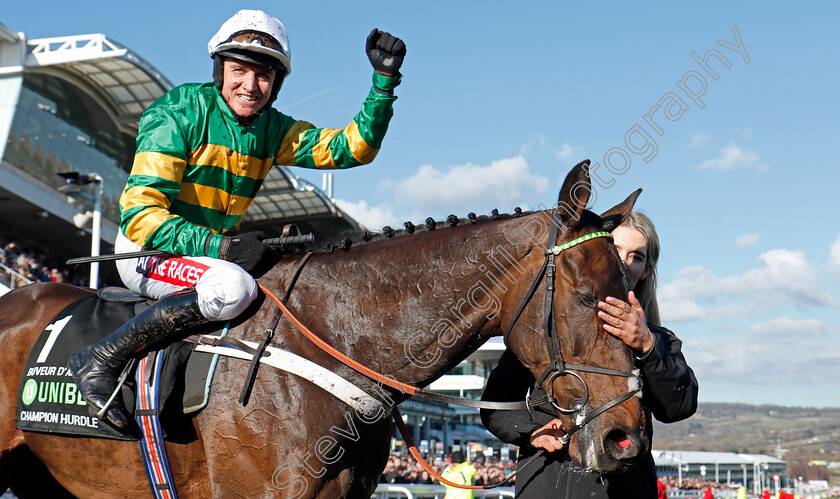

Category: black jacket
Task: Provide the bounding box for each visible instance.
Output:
[480,324,698,498]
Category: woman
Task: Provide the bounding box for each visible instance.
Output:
[480,211,698,498]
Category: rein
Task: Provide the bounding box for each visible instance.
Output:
[392,405,541,490]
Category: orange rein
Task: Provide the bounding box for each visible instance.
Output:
[258,281,416,396]
[392,406,488,490]
[257,282,511,490]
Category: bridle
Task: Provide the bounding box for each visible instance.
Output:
[503,217,643,445]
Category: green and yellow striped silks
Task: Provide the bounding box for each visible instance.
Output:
[119,73,400,258]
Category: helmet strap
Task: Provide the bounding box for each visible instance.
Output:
[265,73,285,107]
[212,55,225,93]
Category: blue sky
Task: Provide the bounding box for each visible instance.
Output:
[4,2,839,407]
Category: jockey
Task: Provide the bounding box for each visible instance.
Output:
[68,9,406,429]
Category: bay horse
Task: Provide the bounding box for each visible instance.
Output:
[0,161,646,498]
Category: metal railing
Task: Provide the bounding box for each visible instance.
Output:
[0,261,32,291]
[372,484,515,499]
[666,487,838,498]
[665,490,733,498]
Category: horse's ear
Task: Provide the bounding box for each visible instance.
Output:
[556,160,592,222]
[599,188,642,231]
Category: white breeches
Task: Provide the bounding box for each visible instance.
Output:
[115,232,257,321]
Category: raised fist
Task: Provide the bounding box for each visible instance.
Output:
[366,29,406,76]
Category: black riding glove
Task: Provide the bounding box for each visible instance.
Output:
[366,28,406,77]
[217,231,279,277]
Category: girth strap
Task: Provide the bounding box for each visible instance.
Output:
[135,351,178,499]
[203,336,269,358]
[196,335,388,417]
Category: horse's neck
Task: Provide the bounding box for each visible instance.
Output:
[276,217,538,388]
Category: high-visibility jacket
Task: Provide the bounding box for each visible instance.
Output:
[442,462,477,499]
[119,72,400,257]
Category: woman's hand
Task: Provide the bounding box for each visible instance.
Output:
[598,291,654,353]
[529,418,566,452]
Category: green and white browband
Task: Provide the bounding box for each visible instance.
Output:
[546,231,613,255]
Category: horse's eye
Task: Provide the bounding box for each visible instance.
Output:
[575,290,598,308]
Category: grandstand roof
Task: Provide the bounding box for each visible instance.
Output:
[654,450,786,466]
[239,167,361,238]
[21,31,173,135]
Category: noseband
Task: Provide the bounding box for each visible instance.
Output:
[504,220,642,445]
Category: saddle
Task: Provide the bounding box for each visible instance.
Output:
[15,287,223,441]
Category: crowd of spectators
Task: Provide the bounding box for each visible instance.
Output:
[379,454,775,496]
[0,236,88,289]
[660,475,720,490]
[379,453,516,486]
[658,476,782,497]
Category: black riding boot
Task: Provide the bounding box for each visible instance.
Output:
[68,289,209,429]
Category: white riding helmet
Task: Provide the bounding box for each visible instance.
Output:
[208,9,291,75]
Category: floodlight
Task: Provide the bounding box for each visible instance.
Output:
[57,172,102,193]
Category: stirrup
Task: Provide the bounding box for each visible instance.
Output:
[95,357,138,420]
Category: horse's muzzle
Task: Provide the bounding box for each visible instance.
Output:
[571,410,648,473]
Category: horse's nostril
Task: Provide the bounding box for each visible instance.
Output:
[607,429,628,445]
[605,429,636,457]
[616,433,631,449]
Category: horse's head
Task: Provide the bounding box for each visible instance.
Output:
[504,160,645,473]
